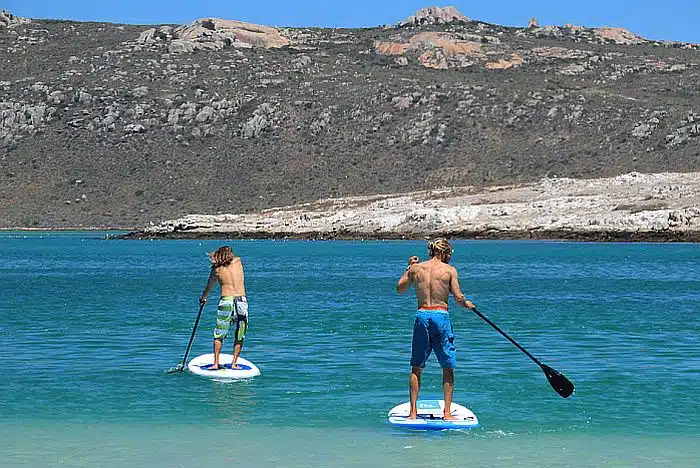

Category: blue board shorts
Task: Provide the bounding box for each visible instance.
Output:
[410,309,456,369]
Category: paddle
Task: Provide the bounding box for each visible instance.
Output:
[166,303,205,374]
[471,307,574,398]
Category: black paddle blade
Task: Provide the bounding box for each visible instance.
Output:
[541,364,574,398]
[165,364,185,374]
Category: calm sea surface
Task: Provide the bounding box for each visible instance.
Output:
[1,232,699,467]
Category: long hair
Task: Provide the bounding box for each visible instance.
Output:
[208,245,235,268]
[428,238,453,259]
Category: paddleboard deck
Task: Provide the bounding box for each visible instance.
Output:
[187,353,260,380]
[387,400,479,430]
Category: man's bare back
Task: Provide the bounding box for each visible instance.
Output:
[409,258,458,310]
[211,258,246,298]
[398,256,473,310]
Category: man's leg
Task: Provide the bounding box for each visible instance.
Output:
[232,340,244,369]
[408,366,423,419]
[409,312,430,419]
[442,368,456,420]
[212,338,223,370]
[213,297,234,370]
[433,313,457,420]
[231,313,247,369]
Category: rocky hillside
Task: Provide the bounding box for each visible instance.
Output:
[2,7,700,229]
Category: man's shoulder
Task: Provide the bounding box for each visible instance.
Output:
[443,264,458,275]
[414,261,431,271]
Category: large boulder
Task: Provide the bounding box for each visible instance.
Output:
[173,18,289,50]
[0,10,30,28]
[133,18,290,53]
[136,26,174,45]
[594,27,646,45]
[399,6,470,27]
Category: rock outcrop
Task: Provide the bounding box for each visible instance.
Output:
[399,6,470,27]
[594,27,645,45]
[0,10,29,28]
[378,18,653,70]
[519,23,650,46]
[136,18,289,53]
[124,172,700,241]
[376,32,484,69]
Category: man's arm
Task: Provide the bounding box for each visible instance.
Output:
[449,268,475,309]
[397,266,414,294]
[200,267,217,305]
[397,256,420,294]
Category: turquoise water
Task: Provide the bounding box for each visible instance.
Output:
[1,232,699,467]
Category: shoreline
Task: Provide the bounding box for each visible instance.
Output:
[4,227,699,243]
[113,172,700,243]
[7,171,700,243]
[0,227,130,232]
[114,229,700,243]
[3,227,699,242]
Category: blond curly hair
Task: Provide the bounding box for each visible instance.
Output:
[428,238,453,258]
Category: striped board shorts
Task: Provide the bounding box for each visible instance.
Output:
[213,296,248,342]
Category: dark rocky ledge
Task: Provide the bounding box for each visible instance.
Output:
[115,229,700,243]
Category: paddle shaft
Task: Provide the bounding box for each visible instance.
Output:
[178,303,205,371]
[471,307,544,368]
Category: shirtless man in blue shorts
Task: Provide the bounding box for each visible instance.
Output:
[397,238,475,420]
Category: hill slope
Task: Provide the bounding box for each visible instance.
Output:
[2,8,700,229]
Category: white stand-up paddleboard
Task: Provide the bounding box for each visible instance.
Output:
[387,400,479,430]
[187,353,261,380]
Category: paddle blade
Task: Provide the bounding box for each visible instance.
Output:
[541,364,574,398]
[165,364,185,374]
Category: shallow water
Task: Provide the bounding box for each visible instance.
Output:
[1,232,699,466]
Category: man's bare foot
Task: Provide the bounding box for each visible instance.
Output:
[407,412,417,420]
[230,363,242,370]
[443,413,458,421]
[209,364,220,370]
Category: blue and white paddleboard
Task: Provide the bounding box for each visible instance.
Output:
[387,400,479,430]
[187,353,260,380]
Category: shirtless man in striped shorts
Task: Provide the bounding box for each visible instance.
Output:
[200,245,249,370]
